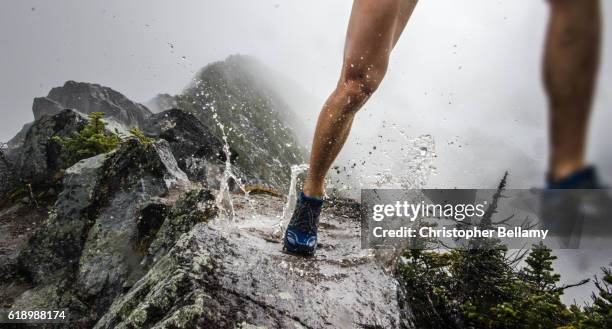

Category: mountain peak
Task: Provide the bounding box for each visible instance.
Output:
[33,81,152,127]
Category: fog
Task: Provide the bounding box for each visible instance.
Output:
[1,0,611,304]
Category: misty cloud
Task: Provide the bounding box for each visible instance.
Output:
[1,0,610,304]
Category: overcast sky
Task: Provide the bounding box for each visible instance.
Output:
[1,0,611,189]
[1,0,611,304]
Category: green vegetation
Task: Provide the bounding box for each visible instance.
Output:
[53,112,120,166]
[398,174,610,329]
[53,113,156,168]
[399,244,600,328]
[129,127,154,145]
[578,267,612,328]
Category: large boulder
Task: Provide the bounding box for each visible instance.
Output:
[177,55,306,190]
[6,81,152,186]
[13,109,88,186]
[33,81,151,127]
[31,97,64,121]
[142,109,236,186]
[94,194,409,329]
[5,137,412,329]
[13,139,215,326]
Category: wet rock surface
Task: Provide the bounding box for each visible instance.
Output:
[0,59,411,328]
[0,200,47,278]
[142,109,235,186]
[13,109,88,186]
[95,194,404,329]
[0,144,17,199]
[9,139,214,327]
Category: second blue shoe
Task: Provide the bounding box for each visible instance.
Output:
[283,192,324,257]
[542,166,609,248]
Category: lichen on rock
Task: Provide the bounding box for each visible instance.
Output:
[13,137,216,327]
[95,195,404,329]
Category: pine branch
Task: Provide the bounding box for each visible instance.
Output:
[554,278,590,293]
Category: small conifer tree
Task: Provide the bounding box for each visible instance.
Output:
[53,112,121,166]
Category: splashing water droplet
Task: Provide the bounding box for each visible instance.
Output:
[209,106,254,221]
[273,164,309,236]
[328,122,437,197]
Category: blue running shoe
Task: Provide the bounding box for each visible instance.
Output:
[546,166,602,189]
[542,166,609,248]
[283,192,324,257]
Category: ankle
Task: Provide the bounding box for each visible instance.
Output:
[299,192,325,206]
[303,184,324,199]
[549,162,587,181]
[547,165,599,189]
[302,191,324,200]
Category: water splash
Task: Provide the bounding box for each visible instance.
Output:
[327,121,437,198]
[210,105,252,221]
[273,163,309,236]
[272,123,436,230]
[215,129,237,220]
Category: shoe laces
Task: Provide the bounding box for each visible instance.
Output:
[289,201,321,234]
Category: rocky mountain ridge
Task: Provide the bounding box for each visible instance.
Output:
[0,56,411,328]
[176,55,306,189]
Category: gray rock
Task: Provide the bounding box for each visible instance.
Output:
[17,151,109,284]
[33,81,152,127]
[31,97,64,120]
[153,139,191,188]
[142,109,235,186]
[14,109,88,186]
[0,144,17,199]
[2,60,414,328]
[15,139,214,326]
[95,194,406,329]
[143,189,216,267]
[2,121,32,196]
[6,80,152,187]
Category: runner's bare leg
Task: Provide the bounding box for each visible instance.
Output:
[544,0,601,181]
[303,0,418,197]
